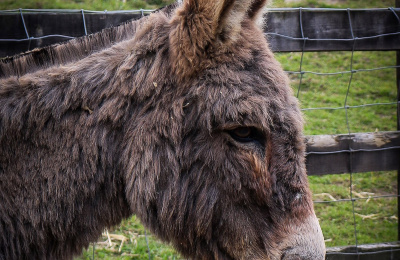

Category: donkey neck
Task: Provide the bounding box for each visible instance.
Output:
[0,9,173,145]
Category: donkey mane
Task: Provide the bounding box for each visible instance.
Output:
[0,4,177,78]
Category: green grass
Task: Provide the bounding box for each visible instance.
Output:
[272,0,394,8]
[76,216,180,259]
[275,50,398,135]
[0,0,398,258]
[0,0,394,11]
[310,171,397,247]
[274,32,398,249]
[0,0,175,10]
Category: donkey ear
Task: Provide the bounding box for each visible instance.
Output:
[174,0,253,42]
[169,0,255,80]
[248,0,268,21]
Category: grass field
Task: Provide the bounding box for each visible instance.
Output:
[0,0,397,259]
[276,50,398,135]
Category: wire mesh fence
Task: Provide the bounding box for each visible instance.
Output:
[0,8,152,41]
[268,7,400,258]
[0,6,399,259]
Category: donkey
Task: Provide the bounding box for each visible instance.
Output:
[0,0,325,259]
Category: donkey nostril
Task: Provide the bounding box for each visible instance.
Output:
[281,253,308,260]
[280,248,300,260]
[281,247,322,260]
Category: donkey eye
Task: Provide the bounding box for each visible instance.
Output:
[231,127,252,139]
[227,127,264,144]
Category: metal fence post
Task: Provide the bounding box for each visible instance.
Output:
[397,0,400,244]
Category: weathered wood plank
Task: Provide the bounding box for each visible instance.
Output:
[305,131,400,176]
[0,11,145,57]
[0,8,399,57]
[266,8,400,52]
[326,242,400,260]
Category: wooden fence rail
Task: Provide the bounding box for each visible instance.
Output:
[306,131,400,176]
[0,8,399,57]
[266,8,400,52]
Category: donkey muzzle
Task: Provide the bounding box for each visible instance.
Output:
[279,214,326,260]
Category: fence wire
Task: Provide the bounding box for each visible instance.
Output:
[273,7,400,257]
[0,8,153,42]
[274,6,400,257]
[0,6,399,258]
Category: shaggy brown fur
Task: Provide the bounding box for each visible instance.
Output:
[0,1,325,259]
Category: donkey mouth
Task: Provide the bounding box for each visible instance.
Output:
[280,245,325,260]
[278,214,326,260]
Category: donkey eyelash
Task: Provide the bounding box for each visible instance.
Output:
[226,126,266,145]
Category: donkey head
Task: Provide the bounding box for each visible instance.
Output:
[123,0,325,259]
